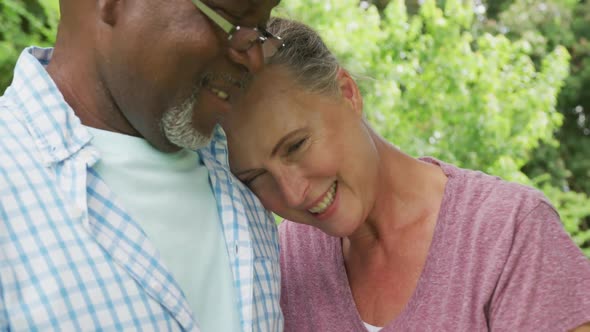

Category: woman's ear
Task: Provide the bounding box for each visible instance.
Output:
[337,68,363,117]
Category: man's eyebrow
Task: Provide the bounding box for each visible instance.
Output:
[271,128,307,157]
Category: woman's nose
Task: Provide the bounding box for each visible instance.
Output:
[275,169,309,208]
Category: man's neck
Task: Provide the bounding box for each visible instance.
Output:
[46,45,139,137]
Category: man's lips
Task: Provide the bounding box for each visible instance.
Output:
[200,71,252,102]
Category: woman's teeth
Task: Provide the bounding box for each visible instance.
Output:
[308,182,337,214]
[210,87,229,100]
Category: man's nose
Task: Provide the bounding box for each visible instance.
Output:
[228,44,265,74]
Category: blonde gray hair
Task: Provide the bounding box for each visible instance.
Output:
[266,17,341,95]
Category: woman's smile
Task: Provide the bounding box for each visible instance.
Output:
[307,181,340,222]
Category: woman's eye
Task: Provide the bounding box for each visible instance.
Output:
[287,138,307,155]
[242,176,257,186]
[241,171,264,186]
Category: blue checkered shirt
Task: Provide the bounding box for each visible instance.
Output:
[0,47,282,331]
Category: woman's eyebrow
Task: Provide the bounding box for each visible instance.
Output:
[271,128,307,157]
[233,127,308,176]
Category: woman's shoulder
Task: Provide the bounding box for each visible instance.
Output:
[431,158,553,222]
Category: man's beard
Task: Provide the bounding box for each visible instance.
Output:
[161,86,212,150]
[160,72,251,150]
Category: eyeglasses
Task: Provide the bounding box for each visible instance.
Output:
[192,0,284,61]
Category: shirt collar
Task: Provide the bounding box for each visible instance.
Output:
[199,125,231,167]
[4,46,93,166]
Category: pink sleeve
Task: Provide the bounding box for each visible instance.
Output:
[489,201,590,331]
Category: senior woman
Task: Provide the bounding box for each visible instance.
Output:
[222,17,590,331]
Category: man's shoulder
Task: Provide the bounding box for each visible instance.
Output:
[0,95,17,120]
[0,97,44,183]
[0,97,31,150]
[0,93,33,129]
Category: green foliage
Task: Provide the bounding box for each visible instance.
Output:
[534,175,590,257]
[497,0,577,56]
[553,0,590,195]
[279,0,567,176]
[277,0,590,255]
[0,0,58,91]
[489,0,590,252]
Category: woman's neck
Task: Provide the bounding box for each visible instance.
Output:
[341,135,448,326]
[343,132,447,263]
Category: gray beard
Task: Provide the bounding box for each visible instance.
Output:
[161,89,212,150]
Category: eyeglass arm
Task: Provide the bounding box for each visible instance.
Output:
[192,0,234,34]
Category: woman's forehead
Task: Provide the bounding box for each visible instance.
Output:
[233,67,295,110]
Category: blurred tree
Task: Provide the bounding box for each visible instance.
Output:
[0,0,58,90]
[529,1,590,193]
[485,0,590,250]
[363,0,589,193]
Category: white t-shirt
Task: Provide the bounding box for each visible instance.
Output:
[87,127,240,332]
[364,321,382,332]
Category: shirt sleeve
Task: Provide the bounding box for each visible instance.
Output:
[489,201,590,331]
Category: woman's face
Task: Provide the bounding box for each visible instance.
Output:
[224,66,381,237]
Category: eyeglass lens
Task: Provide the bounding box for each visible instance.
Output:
[230,27,283,59]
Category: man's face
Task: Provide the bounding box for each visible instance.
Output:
[100,0,279,151]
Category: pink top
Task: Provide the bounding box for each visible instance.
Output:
[279,158,590,331]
